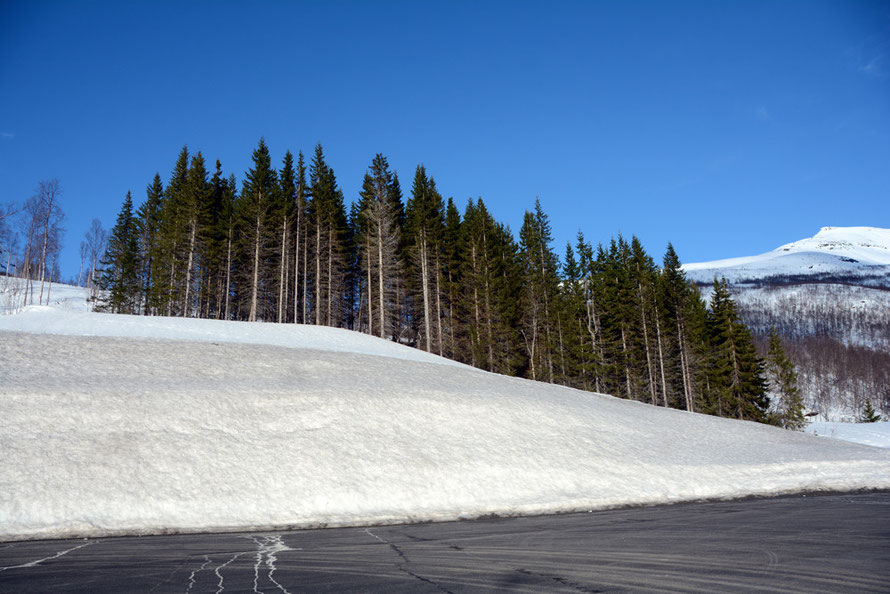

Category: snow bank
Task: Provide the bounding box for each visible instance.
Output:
[1,308,889,542]
[807,422,890,449]
[0,304,466,369]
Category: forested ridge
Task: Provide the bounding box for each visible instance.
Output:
[99,139,799,426]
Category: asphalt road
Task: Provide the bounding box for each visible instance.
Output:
[2,492,888,593]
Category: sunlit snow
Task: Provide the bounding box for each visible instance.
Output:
[684,226,890,284]
[1,282,888,542]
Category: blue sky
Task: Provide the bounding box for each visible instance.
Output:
[2,0,888,280]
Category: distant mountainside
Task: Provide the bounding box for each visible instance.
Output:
[684,226,890,286]
[684,227,890,422]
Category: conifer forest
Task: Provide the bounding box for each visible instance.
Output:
[99,139,795,426]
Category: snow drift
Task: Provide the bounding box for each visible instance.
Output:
[1,288,889,542]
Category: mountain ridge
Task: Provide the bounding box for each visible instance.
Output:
[684,226,890,285]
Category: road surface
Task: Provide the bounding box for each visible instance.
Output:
[2,492,888,592]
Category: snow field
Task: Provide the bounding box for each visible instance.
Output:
[2,322,889,541]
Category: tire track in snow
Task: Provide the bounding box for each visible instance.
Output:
[0,540,92,572]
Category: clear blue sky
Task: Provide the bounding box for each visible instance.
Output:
[2,0,888,280]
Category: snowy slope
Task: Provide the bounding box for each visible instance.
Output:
[2,299,889,542]
[0,282,465,368]
[807,422,890,449]
[684,226,890,284]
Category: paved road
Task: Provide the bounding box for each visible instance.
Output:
[2,492,888,593]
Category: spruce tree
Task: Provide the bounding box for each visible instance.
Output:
[100,191,141,314]
[517,201,561,382]
[405,165,445,352]
[356,154,402,339]
[859,400,882,423]
[155,146,190,316]
[766,328,806,430]
[441,197,463,358]
[182,152,211,317]
[238,138,278,322]
[276,151,296,323]
[307,144,349,327]
[705,278,770,421]
[137,173,164,314]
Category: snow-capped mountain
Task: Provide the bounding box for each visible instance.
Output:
[683,226,890,422]
[684,226,890,285]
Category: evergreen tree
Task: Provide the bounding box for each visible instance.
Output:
[137,173,164,314]
[658,243,700,411]
[155,146,190,316]
[441,197,462,358]
[181,152,211,316]
[292,151,308,324]
[859,400,882,423]
[766,328,806,430]
[204,161,234,319]
[276,151,296,323]
[238,138,278,322]
[705,278,770,421]
[405,165,445,352]
[356,154,403,339]
[517,200,560,382]
[100,191,140,313]
[558,240,588,388]
[307,143,349,327]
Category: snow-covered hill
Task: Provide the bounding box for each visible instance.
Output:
[684,226,890,285]
[1,289,889,542]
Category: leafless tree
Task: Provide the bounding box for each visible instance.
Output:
[32,180,64,304]
[84,219,107,300]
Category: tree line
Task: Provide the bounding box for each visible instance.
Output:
[98,139,801,427]
[0,179,66,308]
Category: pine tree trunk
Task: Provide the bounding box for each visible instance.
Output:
[224,234,232,320]
[377,229,385,339]
[302,234,308,324]
[366,237,374,335]
[435,254,443,357]
[471,243,480,367]
[677,319,694,412]
[278,216,288,323]
[183,221,196,317]
[293,209,301,324]
[638,286,657,405]
[539,243,554,383]
[327,222,333,327]
[621,323,632,399]
[421,230,431,353]
[166,245,177,317]
[557,315,567,385]
[249,214,261,322]
[315,220,322,326]
[655,312,668,407]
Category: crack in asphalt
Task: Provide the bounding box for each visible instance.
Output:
[365,528,454,593]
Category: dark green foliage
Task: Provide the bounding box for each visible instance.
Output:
[307,143,350,327]
[766,328,806,430]
[518,199,560,382]
[137,173,164,314]
[111,140,777,425]
[859,400,882,423]
[100,191,141,313]
[703,278,770,421]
